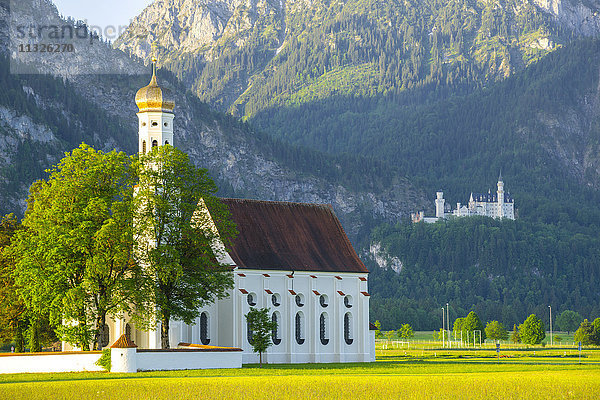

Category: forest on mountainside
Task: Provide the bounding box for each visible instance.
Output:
[158,0,560,115]
[368,216,600,331]
[258,40,600,233]
[0,54,403,221]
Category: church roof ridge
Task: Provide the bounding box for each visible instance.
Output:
[219,197,334,210]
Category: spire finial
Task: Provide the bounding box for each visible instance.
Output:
[498,170,503,182]
[150,41,158,84]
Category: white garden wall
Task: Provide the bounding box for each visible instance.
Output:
[0,352,103,374]
[0,348,242,374]
[136,349,242,371]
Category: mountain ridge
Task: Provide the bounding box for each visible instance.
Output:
[0,0,425,238]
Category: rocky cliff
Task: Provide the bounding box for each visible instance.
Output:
[0,0,426,237]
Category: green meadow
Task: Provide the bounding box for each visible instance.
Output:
[1,339,599,399]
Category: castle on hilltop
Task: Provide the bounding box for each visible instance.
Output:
[412,176,515,223]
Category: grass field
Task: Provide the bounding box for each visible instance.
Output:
[1,342,599,399]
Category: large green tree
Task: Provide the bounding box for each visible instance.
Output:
[593,318,600,345]
[574,319,596,346]
[485,321,509,342]
[519,314,545,345]
[461,311,486,345]
[10,144,140,350]
[556,310,583,334]
[0,214,27,351]
[245,307,277,366]
[134,145,236,349]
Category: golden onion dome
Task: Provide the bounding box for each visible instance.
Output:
[135,58,175,113]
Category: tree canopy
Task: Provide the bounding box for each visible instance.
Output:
[245,307,277,366]
[519,314,545,345]
[485,321,508,342]
[556,310,583,334]
[8,144,140,350]
[134,145,236,349]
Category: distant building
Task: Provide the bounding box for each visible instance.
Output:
[412,176,515,223]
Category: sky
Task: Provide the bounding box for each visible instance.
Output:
[52,0,153,41]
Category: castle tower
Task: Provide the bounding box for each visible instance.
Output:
[135,55,175,154]
[435,191,445,218]
[497,173,504,218]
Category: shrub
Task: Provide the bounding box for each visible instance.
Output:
[95,349,111,371]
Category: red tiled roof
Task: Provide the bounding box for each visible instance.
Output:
[110,334,137,348]
[337,290,345,296]
[359,277,367,281]
[239,288,248,294]
[265,289,273,294]
[361,291,370,297]
[288,289,297,295]
[220,199,367,273]
[335,276,342,280]
[312,290,321,296]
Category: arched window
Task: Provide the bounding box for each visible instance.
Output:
[152,140,158,148]
[320,312,329,345]
[344,295,353,308]
[344,312,353,345]
[295,312,305,345]
[295,294,304,307]
[320,294,328,308]
[142,140,146,153]
[247,293,257,306]
[272,312,281,345]
[271,293,281,307]
[125,323,131,340]
[200,312,210,345]
[165,140,169,145]
[101,324,110,347]
[247,319,253,344]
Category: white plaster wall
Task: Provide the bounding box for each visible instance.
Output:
[136,350,242,371]
[115,268,371,364]
[111,348,137,373]
[0,353,103,374]
[230,269,370,364]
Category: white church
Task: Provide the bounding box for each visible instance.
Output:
[62,59,374,363]
[412,177,515,223]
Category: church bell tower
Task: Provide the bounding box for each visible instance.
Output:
[135,53,175,154]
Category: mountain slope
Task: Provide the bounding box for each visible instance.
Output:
[116,0,600,115]
[0,0,424,237]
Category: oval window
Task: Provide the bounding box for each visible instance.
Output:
[320,294,328,308]
[344,295,352,308]
[271,293,281,307]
